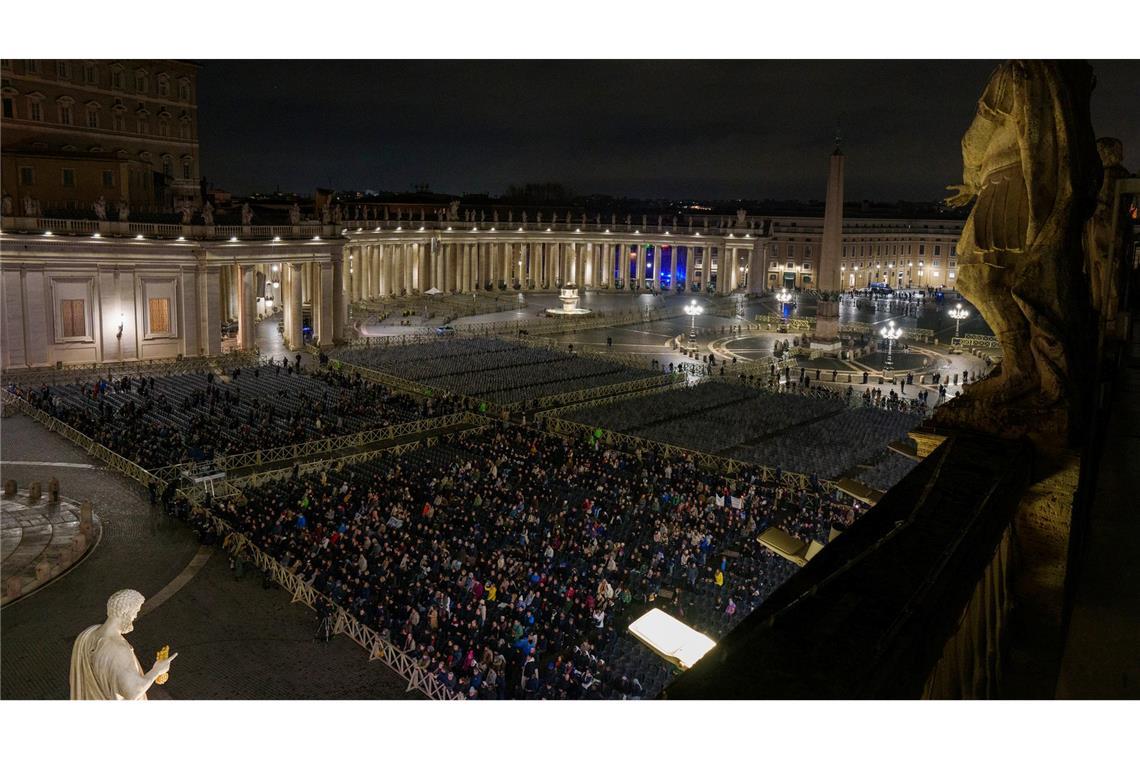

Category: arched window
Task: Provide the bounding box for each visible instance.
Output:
[110,64,124,90]
[85,101,100,128]
[157,110,171,137]
[111,103,126,132]
[135,68,149,93]
[136,109,150,135]
[178,115,191,140]
[157,73,170,97]
[177,78,191,101]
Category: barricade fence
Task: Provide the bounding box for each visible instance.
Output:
[1,390,165,490]
[1,350,260,386]
[532,375,701,419]
[955,334,1001,349]
[511,371,684,413]
[193,507,464,700]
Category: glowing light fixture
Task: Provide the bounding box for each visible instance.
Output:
[627,608,715,671]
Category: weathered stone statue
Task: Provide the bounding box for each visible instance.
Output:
[937,60,1101,444]
[536,211,543,225]
[737,209,747,227]
[202,201,214,226]
[493,210,499,224]
[1084,137,1132,320]
[333,205,343,223]
[289,202,301,225]
[241,202,253,226]
[384,206,390,221]
[1,193,12,216]
[320,205,330,224]
[70,589,176,700]
[179,200,193,225]
[93,196,107,221]
[117,202,129,222]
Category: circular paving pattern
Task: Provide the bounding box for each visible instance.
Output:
[1,491,101,606]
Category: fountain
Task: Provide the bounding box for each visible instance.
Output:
[546,285,591,316]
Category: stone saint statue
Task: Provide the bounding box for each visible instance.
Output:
[333,205,343,223]
[1084,137,1132,320]
[2,193,12,216]
[736,209,747,227]
[93,196,107,221]
[289,202,301,225]
[117,202,129,222]
[320,205,330,224]
[242,202,253,226]
[202,201,214,226]
[70,589,177,700]
[493,210,499,224]
[448,200,460,221]
[179,200,193,225]
[937,60,1100,444]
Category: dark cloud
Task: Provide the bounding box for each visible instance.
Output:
[197,59,1140,201]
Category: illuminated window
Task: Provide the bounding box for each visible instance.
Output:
[60,299,87,338]
[148,298,171,334]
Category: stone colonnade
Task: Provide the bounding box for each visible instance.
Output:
[339,236,764,297]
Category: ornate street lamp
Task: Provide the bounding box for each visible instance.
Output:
[684,299,703,349]
[880,320,903,371]
[775,288,794,331]
[948,303,969,339]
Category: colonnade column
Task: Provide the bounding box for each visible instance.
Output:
[670,245,679,292]
[331,249,346,342]
[287,262,303,349]
[599,243,609,287]
[636,244,646,290]
[404,243,413,294]
[237,264,256,350]
[697,244,706,293]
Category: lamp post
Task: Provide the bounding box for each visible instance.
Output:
[948,303,969,339]
[775,288,793,332]
[880,320,902,371]
[684,299,703,349]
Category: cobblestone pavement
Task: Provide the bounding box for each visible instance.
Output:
[0,414,412,700]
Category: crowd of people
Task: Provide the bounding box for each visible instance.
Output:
[211,425,863,699]
[7,359,461,469]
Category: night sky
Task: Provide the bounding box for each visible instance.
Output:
[197,60,1139,202]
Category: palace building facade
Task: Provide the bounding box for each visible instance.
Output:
[1,59,201,217]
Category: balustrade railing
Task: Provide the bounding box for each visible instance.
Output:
[1,215,340,241]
